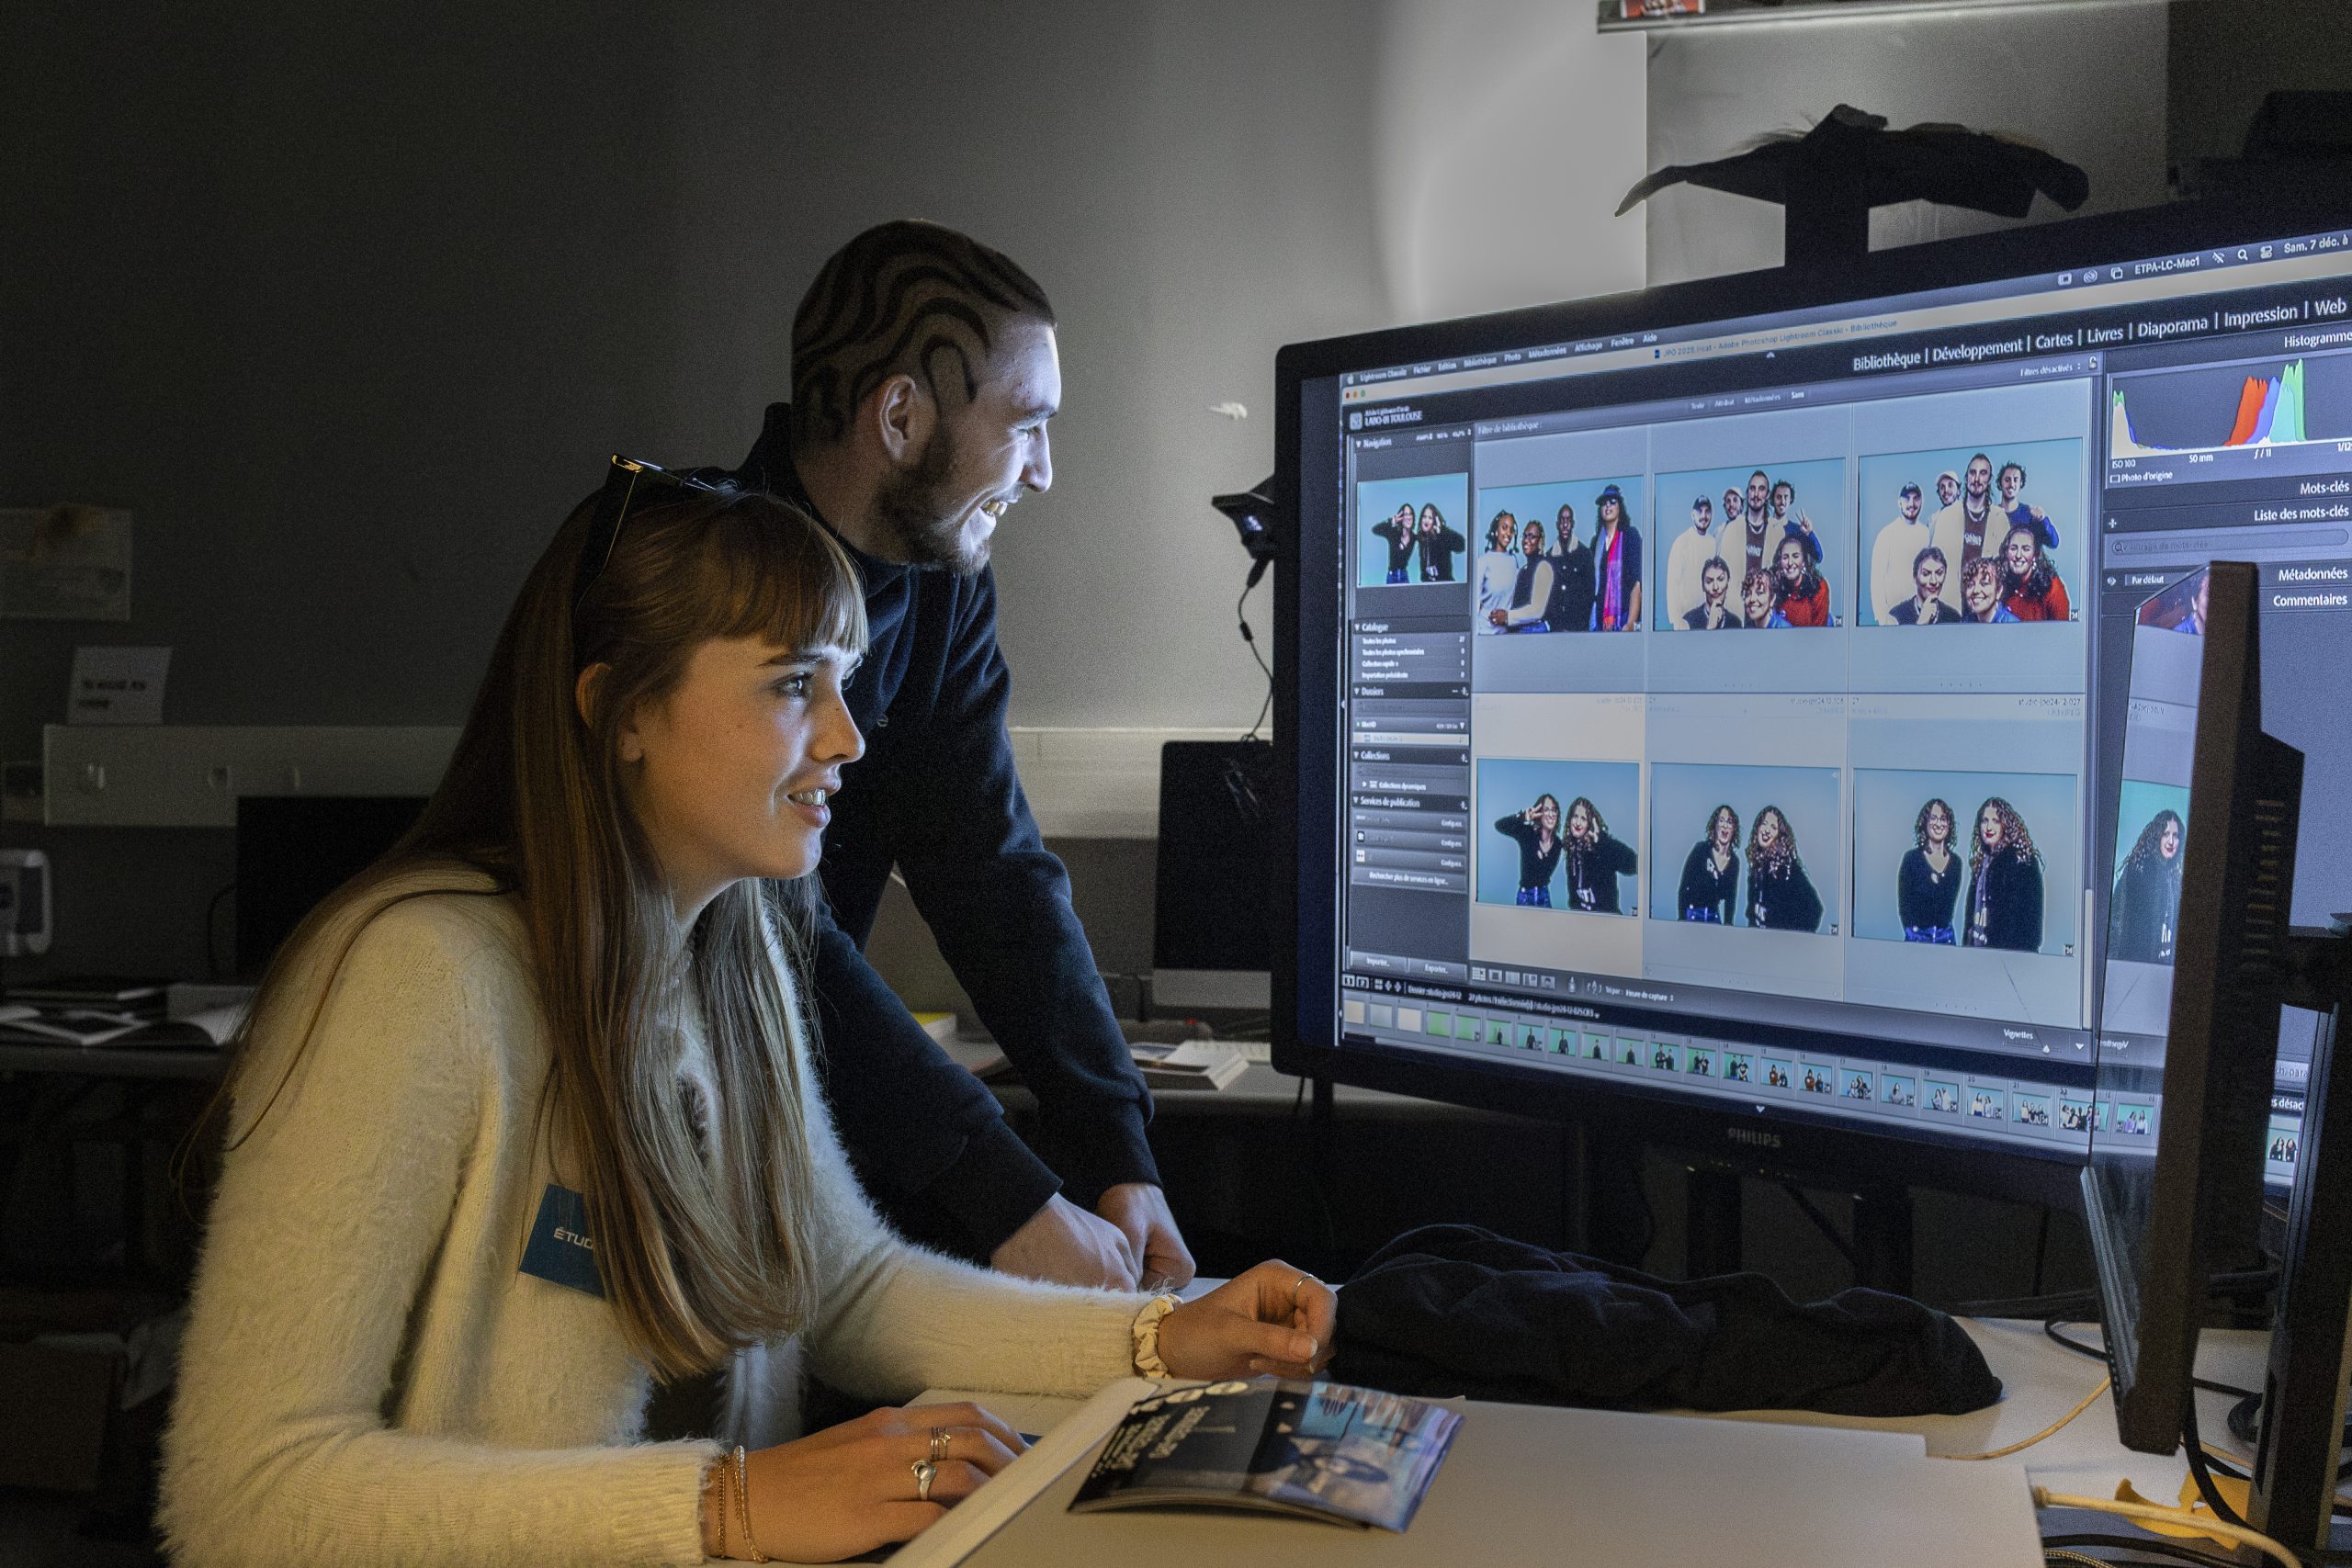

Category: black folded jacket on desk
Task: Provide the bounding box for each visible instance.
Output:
[1331,1224,2001,1418]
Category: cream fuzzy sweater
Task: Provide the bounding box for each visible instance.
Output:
[160,881,1144,1566]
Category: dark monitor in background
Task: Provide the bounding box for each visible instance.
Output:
[1152,740,1274,1015]
[2082,562,2303,1453]
[234,795,429,978]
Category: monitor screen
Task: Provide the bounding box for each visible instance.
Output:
[1278,203,2352,1198]
[235,795,428,977]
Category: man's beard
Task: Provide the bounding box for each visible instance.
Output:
[872,429,987,575]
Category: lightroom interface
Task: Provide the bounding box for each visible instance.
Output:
[1314,230,2352,1170]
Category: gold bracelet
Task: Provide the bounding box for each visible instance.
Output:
[1130,1292,1182,1379]
[733,1444,770,1562]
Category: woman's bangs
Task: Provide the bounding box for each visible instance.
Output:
[689,497,869,660]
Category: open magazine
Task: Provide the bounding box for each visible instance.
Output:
[1067,1377,1459,1532]
[0,1000,245,1049]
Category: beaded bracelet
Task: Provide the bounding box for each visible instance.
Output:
[732,1444,770,1562]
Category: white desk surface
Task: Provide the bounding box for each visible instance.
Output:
[913,1318,2271,1566]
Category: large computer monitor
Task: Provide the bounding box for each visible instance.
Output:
[1273,197,2352,1213]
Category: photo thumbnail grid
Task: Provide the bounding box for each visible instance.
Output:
[1464,694,2092,1029]
[1351,379,2096,687]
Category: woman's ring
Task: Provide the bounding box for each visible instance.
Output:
[911,1458,938,1503]
[929,1427,952,1462]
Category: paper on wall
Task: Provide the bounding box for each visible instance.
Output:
[68,646,171,725]
[0,505,132,620]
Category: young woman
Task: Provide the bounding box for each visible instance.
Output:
[1897,797,1962,943]
[1959,557,2019,624]
[1770,533,1835,627]
[1475,510,1521,631]
[1495,792,1566,907]
[1889,547,1952,626]
[1740,568,1790,630]
[1589,484,1642,632]
[1561,795,1639,914]
[2109,807,2185,964]
[1682,557,1742,630]
[162,482,1331,1567]
[1965,795,2046,952]
[1676,804,1741,923]
[1491,516,1556,632]
[1996,522,2071,622]
[1744,806,1824,932]
[1371,503,1418,584]
[1415,502,1465,582]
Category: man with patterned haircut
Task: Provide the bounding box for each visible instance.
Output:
[718,220,1191,1292]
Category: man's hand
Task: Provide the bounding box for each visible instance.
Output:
[1095,1182,1195,1291]
[989,1193,1138,1290]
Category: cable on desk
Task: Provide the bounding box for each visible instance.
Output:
[2046,1319,2109,1364]
[1945,1376,2111,1461]
[2182,1393,2251,1530]
[2199,1442,2249,1482]
[2041,1534,2255,1568]
[1776,1179,1861,1273]
[2041,1321,2258,1403]
[2031,1486,2301,1568]
[1960,1269,2275,1324]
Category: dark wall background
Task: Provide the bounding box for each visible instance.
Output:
[0,2,1386,977]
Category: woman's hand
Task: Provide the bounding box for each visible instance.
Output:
[1153,1259,1338,1382]
[712,1402,1026,1562]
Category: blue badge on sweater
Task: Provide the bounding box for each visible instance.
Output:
[519,1184,605,1298]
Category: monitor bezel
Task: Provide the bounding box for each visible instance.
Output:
[2083,561,2302,1452]
[1273,195,2351,1211]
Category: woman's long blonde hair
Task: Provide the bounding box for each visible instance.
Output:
[209,485,867,1380]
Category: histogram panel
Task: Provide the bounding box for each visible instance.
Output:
[2110,354,2352,457]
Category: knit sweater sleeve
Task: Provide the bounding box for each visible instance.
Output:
[788,1036,1144,1404]
[160,899,715,1568]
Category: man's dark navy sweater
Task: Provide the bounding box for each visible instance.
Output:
[729,404,1159,1260]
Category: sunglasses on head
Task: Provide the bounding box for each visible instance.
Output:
[571,456,729,613]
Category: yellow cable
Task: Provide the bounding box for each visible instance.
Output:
[2032,1486,2302,1568]
[1944,1376,2111,1461]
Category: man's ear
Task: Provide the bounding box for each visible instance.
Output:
[871,372,936,467]
[575,663,646,761]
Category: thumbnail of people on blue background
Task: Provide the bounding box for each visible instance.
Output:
[1477,757,1641,914]
[1856,438,2082,626]
[1474,476,1644,632]
[1655,458,1847,630]
[1852,768,2077,955]
[1355,472,1470,587]
[1648,762,1840,934]
[2108,779,2189,966]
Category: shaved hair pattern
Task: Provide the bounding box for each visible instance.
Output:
[790,220,1056,449]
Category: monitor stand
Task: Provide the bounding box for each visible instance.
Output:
[1688,1165,1914,1295]
[1577,1128,1916,1295]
